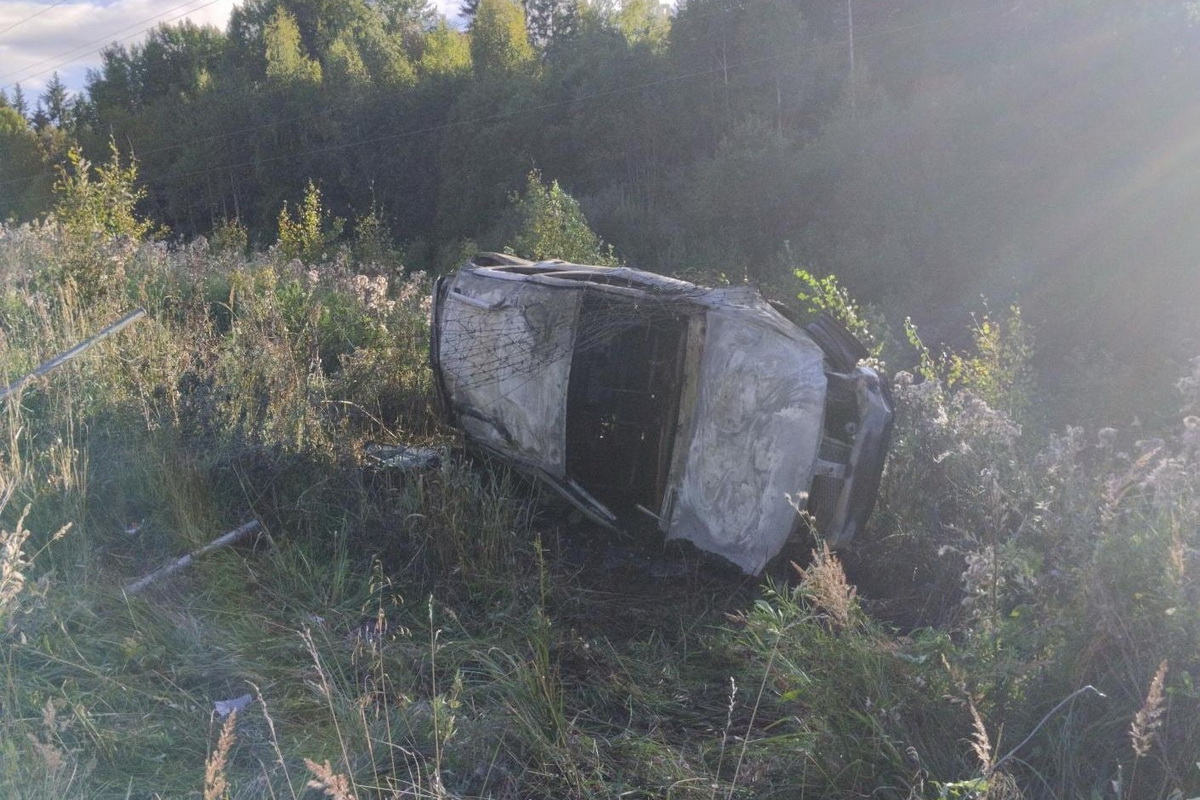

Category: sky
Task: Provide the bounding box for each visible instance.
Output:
[0,0,461,102]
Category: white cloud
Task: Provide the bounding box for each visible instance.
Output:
[0,0,239,97]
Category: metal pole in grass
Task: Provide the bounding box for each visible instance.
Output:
[0,307,147,401]
[124,520,262,595]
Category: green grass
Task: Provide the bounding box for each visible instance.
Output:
[0,222,1198,799]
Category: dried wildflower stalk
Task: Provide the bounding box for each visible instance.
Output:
[204,709,238,800]
[0,506,33,620]
[795,542,857,629]
[1130,659,1168,758]
[305,758,357,800]
[968,699,994,775]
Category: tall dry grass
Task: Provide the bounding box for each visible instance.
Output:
[0,215,1197,799]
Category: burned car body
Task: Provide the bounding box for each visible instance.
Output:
[430,254,893,574]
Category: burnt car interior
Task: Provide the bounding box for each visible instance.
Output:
[565,292,689,523]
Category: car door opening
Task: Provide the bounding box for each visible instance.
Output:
[565,292,689,523]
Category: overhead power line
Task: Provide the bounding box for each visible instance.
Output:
[0,0,68,39]
[0,3,1009,193]
[0,0,227,89]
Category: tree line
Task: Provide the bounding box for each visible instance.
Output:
[2,0,1198,422]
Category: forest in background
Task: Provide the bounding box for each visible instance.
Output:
[3,2,1200,796]
[3,0,1200,421]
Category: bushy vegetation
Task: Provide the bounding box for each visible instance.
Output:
[855,323,1200,798]
[0,157,1197,799]
[4,0,1199,422]
[505,170,620,266]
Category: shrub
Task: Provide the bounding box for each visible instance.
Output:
[209,218,248,258]
[52,142,153,244]
[855,312,1200,797]
[506,170,619,265]
[349,206,402,273]
[277,180,344,264]
[46,141,154,298]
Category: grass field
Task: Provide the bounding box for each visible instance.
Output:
[1,220,1198,799]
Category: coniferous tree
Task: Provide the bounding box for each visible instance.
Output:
[460,0,481,25]
[40,73,71,127]
[30,103,50,130]
[11,84,28,120]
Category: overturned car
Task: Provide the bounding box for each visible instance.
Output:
[430,254,893,574]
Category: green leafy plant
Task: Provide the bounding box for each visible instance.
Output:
[793,266,879,350]
[506,170,619,265]
[778,243,891,359]
[47,140,154,297]
[209,218,248,258]
[350,205,400,270]
[277,180,344,264]
[52,141,153,243]
[905,304,1035,421]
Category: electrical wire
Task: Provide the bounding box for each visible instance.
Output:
[0,0,228,87]
[0,2,1009,192]
[0,0,69,39]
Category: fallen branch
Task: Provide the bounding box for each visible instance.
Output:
[1,307,147,401]
[124,520,261,595]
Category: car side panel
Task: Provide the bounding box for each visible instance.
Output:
[666,311,827,574]
[435,271,581,475]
